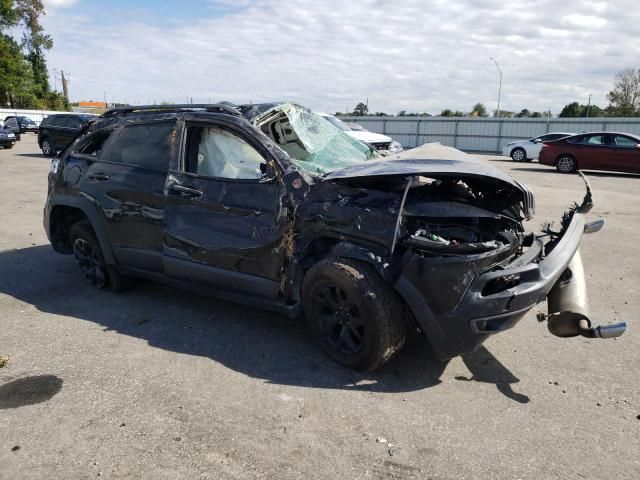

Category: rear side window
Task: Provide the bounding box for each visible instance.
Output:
[48,116,65,127]
[612,135,639,147]
[109,122,175,171]
[63,117,82,129]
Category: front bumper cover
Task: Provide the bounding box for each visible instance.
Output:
[395,211,588,360]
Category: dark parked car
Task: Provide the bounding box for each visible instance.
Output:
[38,113,97,156]
[0,126,17,149]
[539,131,640,174]
[2,117,22,141]
[43,104,625,371]
[4,115,38,133]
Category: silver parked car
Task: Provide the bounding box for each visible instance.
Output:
[503,132,575,162]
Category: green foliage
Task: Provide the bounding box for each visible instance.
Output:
[0,0,63,109]
[559,101,604,117]
[470,103,488,117]
[607,68,640,116]
[352,102,369,116]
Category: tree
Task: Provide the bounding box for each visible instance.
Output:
[397,110,407,116]
[531,112,542,118]
[559,102,605,117]
[17,0,53,98]
[493,110,514,118]
[607,68,640,116]
[559,102,581,117]
[470,103,488,117]
[440,109,453,117]
[352,102,369,116]
[515,109,531,118]
[0,0,65,109]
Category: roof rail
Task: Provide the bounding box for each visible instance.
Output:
[102,103,241,118]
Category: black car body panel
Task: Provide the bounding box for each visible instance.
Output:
[43,104,620,363]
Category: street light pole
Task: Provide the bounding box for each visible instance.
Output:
[489,57,502,117]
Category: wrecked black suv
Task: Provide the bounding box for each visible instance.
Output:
[44,103,625,371]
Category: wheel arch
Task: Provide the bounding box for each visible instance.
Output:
[47,195,115,264]
[290,238,391,304]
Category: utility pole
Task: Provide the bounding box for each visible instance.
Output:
[61,70,69,100]
[586,93,592,118]
[52,68,58,92]
[489,57,503,117]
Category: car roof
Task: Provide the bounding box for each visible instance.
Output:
[567,131,640,140]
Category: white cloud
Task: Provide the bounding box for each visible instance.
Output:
[44,0,79,8]
[40,0,640,114]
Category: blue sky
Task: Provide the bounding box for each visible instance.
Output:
[39,0,640,114]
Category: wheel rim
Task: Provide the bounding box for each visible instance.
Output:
[312,284,366,354]
[73,238,107,288]
[512,149,525,161]
[557,156,574,172]
[42,140,51,155]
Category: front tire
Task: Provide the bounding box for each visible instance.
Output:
[510,147,527,162]
[41,138,55,157]
[556,155,577,173]
[302,257,406,371]
[69,221,126,292]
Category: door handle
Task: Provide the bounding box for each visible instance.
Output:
[88,173,110,181]
[169,184,203,198]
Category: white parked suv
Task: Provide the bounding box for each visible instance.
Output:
[319,113,403,154]
[503,132,574,162]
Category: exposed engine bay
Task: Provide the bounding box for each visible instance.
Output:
[400,176,525,256]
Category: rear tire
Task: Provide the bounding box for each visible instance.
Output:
[41,138,55,157]
[510,147,527,162]
[302,257,406,371]
[556,155,577,173]
[4,144,13,149]
[69,220,126,292]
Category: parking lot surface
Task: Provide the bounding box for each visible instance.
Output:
[1,136,638,479]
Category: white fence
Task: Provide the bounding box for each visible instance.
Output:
[0,108,68,125]
[340,116,640,153]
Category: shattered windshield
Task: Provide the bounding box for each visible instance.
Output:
[253,103,378,175]
[322,115,351,131]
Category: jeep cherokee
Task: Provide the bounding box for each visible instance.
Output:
[43,103,625,371]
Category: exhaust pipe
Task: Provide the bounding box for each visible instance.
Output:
[544,249,626,339]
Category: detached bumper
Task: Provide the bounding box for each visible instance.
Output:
[395,212,587,360]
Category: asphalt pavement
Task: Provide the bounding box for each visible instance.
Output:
[1,136,638,479]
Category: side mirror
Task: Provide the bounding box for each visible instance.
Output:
[533,138,542,144]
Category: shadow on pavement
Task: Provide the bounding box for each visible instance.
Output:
[15,153,47,159]
[0,245,528,400]
[0,375,64,409]
[456,348,529,403]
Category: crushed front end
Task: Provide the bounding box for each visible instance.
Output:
[388,171,626,360]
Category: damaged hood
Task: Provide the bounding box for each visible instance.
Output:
[324,143,519,188]
[323,143,535,219]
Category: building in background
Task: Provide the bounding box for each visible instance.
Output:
[73,101,108,114]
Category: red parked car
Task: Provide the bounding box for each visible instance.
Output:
[538,132,640,174]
